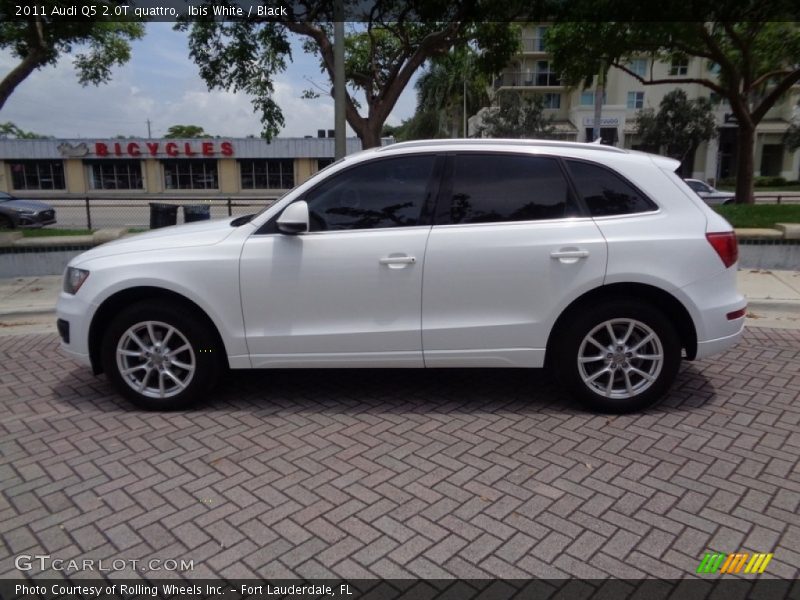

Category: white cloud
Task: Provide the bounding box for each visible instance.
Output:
[0,24,417,140]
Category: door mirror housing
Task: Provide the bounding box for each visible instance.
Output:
[277,201,310,234]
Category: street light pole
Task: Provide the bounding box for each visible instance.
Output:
[333,10,346,159]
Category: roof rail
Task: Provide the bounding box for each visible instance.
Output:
[377,138,629,154]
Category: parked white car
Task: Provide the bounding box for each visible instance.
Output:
[57,140,746,412]
[684,178,736,205]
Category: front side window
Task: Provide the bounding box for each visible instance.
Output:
[566,159,657,217]
[304,155,435,231]
[163,160,218,190]
[444,154,576,225]
[87,160,143,190]
[9,161,65,190]
[240,159,294,189]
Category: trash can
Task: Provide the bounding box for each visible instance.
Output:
[183,204,211,223]
[149,203,178,229]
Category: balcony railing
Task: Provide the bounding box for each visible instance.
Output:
[521,38,546,52]
[494,71,562,89]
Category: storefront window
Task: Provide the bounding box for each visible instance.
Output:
[9,161,65,190]
[87,160,143,190]
[239,159,295,189]
[163,160,218,190]
[317,158,335,171]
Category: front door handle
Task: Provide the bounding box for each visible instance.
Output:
[380,255,416,268]
[550,249,589,264]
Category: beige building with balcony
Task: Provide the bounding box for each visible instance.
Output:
[472,25,800,183]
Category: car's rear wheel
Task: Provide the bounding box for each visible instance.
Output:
[101,301,222,410]
[0,215,13,229]
[552,299,681,413]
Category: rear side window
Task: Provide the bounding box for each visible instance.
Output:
[444,154,576,224]
[566,160,657,217]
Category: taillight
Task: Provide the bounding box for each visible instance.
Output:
[706,232,738,268]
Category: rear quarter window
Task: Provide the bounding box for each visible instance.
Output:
[566,159,658,217]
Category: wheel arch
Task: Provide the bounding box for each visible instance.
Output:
[88,286,230,374]
[546,282,698,364]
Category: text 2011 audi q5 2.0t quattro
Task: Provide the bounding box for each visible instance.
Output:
[57,140,746,412]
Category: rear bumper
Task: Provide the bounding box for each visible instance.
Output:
[694,320,745,360]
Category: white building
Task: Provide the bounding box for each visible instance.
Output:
[471,24,800,183]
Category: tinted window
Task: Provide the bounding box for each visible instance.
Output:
[446,154,574,224]
[566,160,657,216]
[305,155,434,231]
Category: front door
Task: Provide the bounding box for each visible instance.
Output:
[240,154,438,367]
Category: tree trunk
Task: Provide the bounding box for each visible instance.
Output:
[735,124,756,204]
[359,121,384,149]
[0,49,47,112]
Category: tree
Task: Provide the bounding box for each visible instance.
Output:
[546,10,800,203]
[475,93,558,139]
[180,2,526,147]
[0,121,48,138]
[0,3,143,112]
[398,46,493,140]
[635,89,717,177]
[164,125,211,138]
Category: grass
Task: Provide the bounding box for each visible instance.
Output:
[714,204,800,229]
[0,227,94,237]
[717,184,800,192]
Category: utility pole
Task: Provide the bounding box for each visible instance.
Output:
[333,3,346,160]
[146,119,152,139]
[592,59,605,143]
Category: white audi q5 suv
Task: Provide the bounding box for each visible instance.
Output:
[56,140,745,412]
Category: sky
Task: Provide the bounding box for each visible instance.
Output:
[0,22,418,139]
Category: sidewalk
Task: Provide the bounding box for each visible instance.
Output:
[0,269,798,326]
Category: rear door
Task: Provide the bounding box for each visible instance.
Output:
[421,152,608,368]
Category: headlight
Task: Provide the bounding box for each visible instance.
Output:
[18,210,36,216]
[63,267,90,294]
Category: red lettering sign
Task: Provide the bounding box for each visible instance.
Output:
[92,140,234,157]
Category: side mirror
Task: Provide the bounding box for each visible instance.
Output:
[277,201,310,234]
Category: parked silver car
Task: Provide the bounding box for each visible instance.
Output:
[684,179,736,205]
[0,191,57,228]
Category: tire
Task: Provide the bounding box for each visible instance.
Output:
[0,215,13,229]
[100,300,222,410]
[552,299,681,413]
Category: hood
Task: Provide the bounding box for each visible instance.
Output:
[1,199,53,212]
[71,216,246,266]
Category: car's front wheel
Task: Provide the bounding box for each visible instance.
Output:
[101,301,222,410]
[552,299,681,413]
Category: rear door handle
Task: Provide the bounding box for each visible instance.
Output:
[550,249,589,264]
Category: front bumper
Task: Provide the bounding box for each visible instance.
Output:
[56,290,94,367]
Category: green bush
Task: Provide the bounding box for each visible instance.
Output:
[754,176,787,187]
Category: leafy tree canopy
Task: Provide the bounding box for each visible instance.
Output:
[544,4,800,202]
[0,121,49,138]
[475,93,558,140]
[179,1,533,147]
[636,89,716,176]
[0,2,143,111]
[164,124,211,138]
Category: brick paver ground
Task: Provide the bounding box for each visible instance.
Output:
[1,328,799,580]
